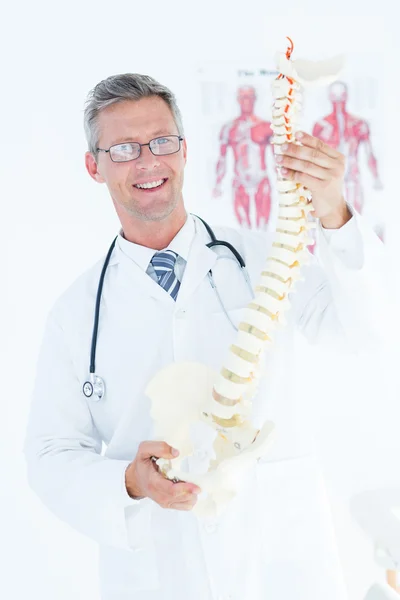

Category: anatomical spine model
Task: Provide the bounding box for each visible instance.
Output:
[146,39,344,518]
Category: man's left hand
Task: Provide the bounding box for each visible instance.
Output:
[275,131,352,229]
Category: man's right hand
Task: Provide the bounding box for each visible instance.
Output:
[125,441,201,511]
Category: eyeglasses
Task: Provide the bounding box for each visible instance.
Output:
[96,135,184,163]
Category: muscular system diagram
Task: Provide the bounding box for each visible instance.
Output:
[213,86,274,230]
[312,80,384,241]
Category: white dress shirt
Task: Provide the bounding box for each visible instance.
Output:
[117,214,195,284]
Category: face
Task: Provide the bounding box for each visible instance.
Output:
[237,87,256,113]
[85,96,187,223]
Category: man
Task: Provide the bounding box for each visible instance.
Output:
[213,85,274,229]
[24,73,389,600]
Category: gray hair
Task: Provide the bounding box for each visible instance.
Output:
[83,73,184,158]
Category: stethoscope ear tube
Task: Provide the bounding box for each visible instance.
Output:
[207,240,246,269]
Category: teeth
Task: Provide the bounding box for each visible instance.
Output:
[135,179,165,189]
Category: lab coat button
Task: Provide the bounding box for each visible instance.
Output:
[175,309,186,318]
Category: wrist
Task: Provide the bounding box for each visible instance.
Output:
[320,200,352,230]
[125,463,145,500]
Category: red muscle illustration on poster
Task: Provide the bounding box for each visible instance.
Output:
[312,80,384,241]
[212,86,274,229]
[198,54,384,241]
[197,64,278,230]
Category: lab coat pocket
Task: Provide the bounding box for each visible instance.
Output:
[99,544,160,594]
[99,500,160,593]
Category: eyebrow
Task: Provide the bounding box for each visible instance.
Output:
[112,130,175,145]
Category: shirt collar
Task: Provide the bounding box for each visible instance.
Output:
[116,213,195,271]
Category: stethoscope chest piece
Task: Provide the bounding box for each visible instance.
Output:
[82,374,105,401]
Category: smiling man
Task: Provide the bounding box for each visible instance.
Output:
[85,88,188,250]
[24,73,390,600]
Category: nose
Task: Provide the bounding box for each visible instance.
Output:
[134,144,161,170]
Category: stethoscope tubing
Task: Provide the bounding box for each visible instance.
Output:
[83,215,252,400]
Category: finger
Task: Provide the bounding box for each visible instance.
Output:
[149,467,201,497]
[279,158,327,181]
[137,441,179,461]
[169,496,198,511]
[170,480,202,497]
[154,487,199,510]
[280,168,321,190]
[160,491,199,510]
[294,131,343,161]
[149,459,202,495]
[279,142,334,169]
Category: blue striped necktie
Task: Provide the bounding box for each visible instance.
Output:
[150,250,181,301]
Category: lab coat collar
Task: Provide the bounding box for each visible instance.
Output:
[115,213,195,272]
[175,215,218,305]
[107,213,218,305]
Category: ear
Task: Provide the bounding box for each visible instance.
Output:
[182,138,188,164]
[85,151,105,183]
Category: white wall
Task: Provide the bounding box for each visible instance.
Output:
[2,3,398,599]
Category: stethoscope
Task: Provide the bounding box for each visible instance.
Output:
[82,215,254,401]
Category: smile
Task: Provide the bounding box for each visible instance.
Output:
[133,178,167,191]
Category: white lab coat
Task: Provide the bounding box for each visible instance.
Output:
[24,210,390,600]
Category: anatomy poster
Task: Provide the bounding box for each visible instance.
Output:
[197,53,385,242]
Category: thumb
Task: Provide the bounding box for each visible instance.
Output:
[138,441,180,461]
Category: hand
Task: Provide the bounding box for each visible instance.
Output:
[125,441,201,511]
[276,131,351,228]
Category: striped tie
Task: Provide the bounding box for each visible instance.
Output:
[150,250,180,301]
